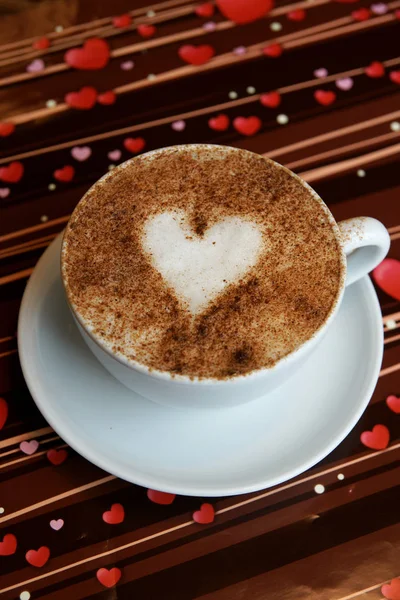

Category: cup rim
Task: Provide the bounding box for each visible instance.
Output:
[61,143,347,386]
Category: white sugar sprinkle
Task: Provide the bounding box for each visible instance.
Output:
[270,22,282,31]
[277,114,289,125]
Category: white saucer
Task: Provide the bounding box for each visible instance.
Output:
[18,235,383,497]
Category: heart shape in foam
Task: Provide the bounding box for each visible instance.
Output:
[142,211,263,314]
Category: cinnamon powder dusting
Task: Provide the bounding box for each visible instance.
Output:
[61,145,344,380]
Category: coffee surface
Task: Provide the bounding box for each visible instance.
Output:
[62,145,344,379]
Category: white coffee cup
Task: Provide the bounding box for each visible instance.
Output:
[62,149,390,409]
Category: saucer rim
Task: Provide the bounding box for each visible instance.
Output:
[18,236,384,496]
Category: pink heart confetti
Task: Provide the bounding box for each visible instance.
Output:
[108,149,121,161]
[233,46,247,55]
[20,440,39,455]
[171,120,186,131]
[26,58,45,73]
[203,21,216,31]
[371,2,388,13]
[71,146,92,161]
[314,67,328,78]
[336,77,354,91]
[120,60,134,70]
[0,188,10,198]
[50,519,64,531]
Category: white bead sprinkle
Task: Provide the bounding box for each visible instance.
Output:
[246,86,256,94]
[357,169,366,177]
[270,21,282,31]
[229,91,238,99]
[314,484,325,494]
[108,164,116,171]
[55,25,64,32]
[147,73,156,80]
[48,183,56,191]
[46,99,57,108]
[40,215,49,222]
[20,592,31,600]
[337,473,345,480]
[277,114,289,125]
[390,121,400,132]
[0,507,4,514]
[386,319,397,330]
[147,10,156,17]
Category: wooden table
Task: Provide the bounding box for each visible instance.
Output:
[0,1,399,598]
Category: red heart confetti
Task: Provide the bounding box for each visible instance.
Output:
[33,36,50,50]
[360,424,390,450]
[287,8,306,20]
[216,0,273,24]
[0,533,17,556]
[113,14,132,28]
[47,448,69,464]
[0,122,15,137]
[98,90,116,105]
[263,43,283,57]
[0,397,8,429]
[373,258,400,300]
[178,44,215,65]
[193,503,215,524]
[65,38,110,70]
[0,161,24,183]
[389,70,400,84]
[382,578,400,600]
[124,137,146,153]
[208,114,230,130]
[260,91,281,107]
[137,24,156,38]
[365,61,385,78]
[396,8,400,18]
[97,567,122,588]
[314,89,336,106]
[233,116,262,135]
[195,3,215,17]
[386,395,400,414]
[352,8,371,20]
[65,86,97,110]
[147,489,176,505]
[26,546,50,568]
[102,503,125,524]
[20,440,39,455]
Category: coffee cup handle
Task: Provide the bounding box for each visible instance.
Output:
[337,217,390,286]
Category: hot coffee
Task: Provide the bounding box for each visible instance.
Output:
[61,145,344,379]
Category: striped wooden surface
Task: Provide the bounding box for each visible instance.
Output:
[0,0,399,598]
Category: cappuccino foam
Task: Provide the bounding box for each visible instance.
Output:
[62,145,344,379]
